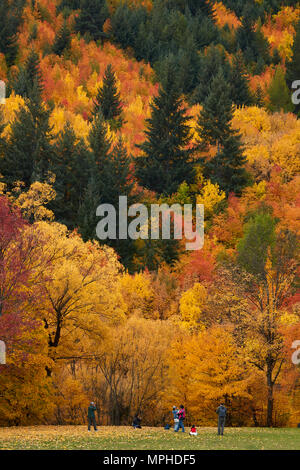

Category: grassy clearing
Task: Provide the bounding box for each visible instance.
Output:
[0,426,299,450]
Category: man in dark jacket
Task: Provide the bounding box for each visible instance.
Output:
[216,403,227,435]
[88,402,98,431]
[132,414,142,429]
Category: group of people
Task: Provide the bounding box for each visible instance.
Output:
[172,403,227,436]
[172,405,186,433]
[87,401,227,436]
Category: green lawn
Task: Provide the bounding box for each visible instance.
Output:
[0,426,299,450]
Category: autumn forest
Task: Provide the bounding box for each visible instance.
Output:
[0,0,299,429]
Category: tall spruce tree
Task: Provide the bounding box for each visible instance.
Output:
[230,50,253,107]
[13,49,44,99]
[0,0,24,65]
[52,20,71,56]
[75,0,109,41]
[78,172,101,242]
[166,0,215,18]
[88,112,112,171]
[191,45,231,104]
[93,64,123,126]
[79,136,135,268]
[268,66,294,113]
[236,5,271,66]
[286,20,300,115]
[0,84,54,189]
[135,69,195,196]
[197,69,249,195]
[50,122,92,228]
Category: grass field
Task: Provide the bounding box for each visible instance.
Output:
[0,426,299,450]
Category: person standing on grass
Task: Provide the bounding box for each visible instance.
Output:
[88,402,98,431]
[175,404,185,433]
[172,406,179,431]
[216,403,227,436]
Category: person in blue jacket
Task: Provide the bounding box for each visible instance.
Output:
[216,403,227,436]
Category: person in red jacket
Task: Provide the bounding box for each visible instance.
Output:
[189,425,197,436]
[175,405,185,433]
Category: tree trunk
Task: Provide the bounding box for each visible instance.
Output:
[266,364,274,427]
[251,407,259,427]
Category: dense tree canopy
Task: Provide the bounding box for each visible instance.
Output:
[0,0,299,429]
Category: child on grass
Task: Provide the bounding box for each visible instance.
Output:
[189,425,197,436]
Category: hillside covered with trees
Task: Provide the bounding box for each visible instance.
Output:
[0,0,299,428]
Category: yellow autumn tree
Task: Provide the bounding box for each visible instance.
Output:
[179,282,207,330]
[120,272,156,319]
[22,221,125,370]
[197,180,225,218]
[162,326,251,425]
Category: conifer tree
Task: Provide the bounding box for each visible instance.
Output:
[79,137,135,268]
[167,0,215,18]
[75,0,109,41]
[230,51,253,107]
[78,172,101,242]
[197,69,248,195]
[197,69,234,150]
[0,0,24,65]
[93,64,123,127]
[50,122,91,228]
[0,84,54,189]
[286,20,300,115]
[88,113,112,171]
[52,20,71,56]
[268,66,294,113]
[191,45,231,104]
[99,136,134,206]
[135,69,195,196]
[236,5,271,66]
[13,49,43,99]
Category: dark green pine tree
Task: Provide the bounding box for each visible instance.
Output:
[78,172,101,242]
[197,69,249,195]
[75,0,109,41]
[50,122,92,229]
[135,70,195,196]
[191,45,231,104]
[88,112,112,171]
[99,136,134,207]
[13,49,44,99]
[0,0,24,66]
[235,6,257,62]
[0,84,54,189]
[268,66,294,113]
[192,0,215,18]
[197,69,234,150]
[93,64,123,127]
[236,6,271,66]
[286,20,300,115]
[167,0,215,19]
[78,112,111,240]
[79,137,136,268]
[52,20,71,56]
[230,50,253,107]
